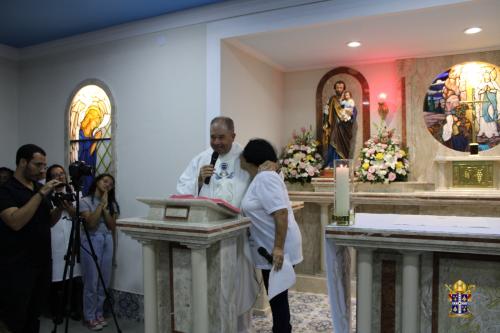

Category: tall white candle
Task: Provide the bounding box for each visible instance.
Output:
[335,165,349,216]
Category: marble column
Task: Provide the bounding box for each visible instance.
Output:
[319,203,330,272]
[357,248,374,333]
[189,244,210,333]
[402,252,420,333]
[142,240,158,333]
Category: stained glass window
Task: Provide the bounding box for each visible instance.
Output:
[424,62,500,152]
[69,84,113,194]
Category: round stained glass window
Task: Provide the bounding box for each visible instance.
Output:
[424,62,500,152]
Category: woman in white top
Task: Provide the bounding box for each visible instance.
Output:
[46,164,83,322]
[240,139,303,333]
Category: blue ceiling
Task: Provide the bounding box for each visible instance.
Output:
[0,0,229,48]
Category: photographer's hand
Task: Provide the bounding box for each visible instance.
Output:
[39,179,62,197]
[0,179,62,231]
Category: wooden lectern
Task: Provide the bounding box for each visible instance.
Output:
[117,197,250,333]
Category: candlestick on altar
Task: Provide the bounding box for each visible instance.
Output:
[333,159,352,225]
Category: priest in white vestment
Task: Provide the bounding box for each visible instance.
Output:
[176,116,259,333]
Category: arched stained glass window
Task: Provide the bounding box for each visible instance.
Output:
[68,83,114,194]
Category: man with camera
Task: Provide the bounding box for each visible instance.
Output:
[0,144,63,333]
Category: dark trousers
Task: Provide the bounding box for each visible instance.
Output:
[0,263,51,333]
[50,277,83,323]
[261,269,292,333]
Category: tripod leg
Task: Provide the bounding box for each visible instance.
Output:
[51,215,80,333]
[71,277,83,321]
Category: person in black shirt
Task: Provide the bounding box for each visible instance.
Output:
[0,167,14,185]
[0,144,62,333]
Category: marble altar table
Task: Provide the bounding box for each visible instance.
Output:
[325,213,500,333]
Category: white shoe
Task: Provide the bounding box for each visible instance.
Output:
[85,319,103,331]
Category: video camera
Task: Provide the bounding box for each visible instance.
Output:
[68,161,93,181]
[50,189,77,207]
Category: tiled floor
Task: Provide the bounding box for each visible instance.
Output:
[39,317,141,333]
[38,291,334,333]
[253,291,333,333]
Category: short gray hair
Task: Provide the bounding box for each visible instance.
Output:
[210,116,234,132]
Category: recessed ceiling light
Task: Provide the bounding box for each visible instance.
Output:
[347,41,361,48]
[464,27,482,34]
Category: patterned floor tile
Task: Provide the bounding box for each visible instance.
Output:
[253,291,333,333]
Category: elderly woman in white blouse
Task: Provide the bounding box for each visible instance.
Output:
[240,138,303,333]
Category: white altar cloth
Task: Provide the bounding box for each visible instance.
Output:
[325,213,500,333]
[352,213,500,235]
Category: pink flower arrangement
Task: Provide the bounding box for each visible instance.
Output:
[280,126,323,184]
[355,124,409,183]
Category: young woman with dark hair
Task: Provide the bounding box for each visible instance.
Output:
[79,173,119,330]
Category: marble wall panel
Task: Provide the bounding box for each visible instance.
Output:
[371,253,383,333]
[438,258,500,333]
[295,203,322,274]
[171,239,240,333]
[370,251,403,333]
[420,253,434,333]
[207,238,239,333]
[397,50,500,184]
[157,242,172,332]
[217,237,239,332]
[207,242,223,333]
[172,247,192,332]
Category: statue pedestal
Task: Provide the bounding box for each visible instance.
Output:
[117,197,250,333]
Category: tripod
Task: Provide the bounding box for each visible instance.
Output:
[51,179,122,333]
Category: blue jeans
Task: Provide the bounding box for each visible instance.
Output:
[81,232,113,321]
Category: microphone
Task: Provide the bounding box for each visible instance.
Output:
[204,151,219,185]
[258,247,273,264]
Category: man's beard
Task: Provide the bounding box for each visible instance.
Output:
[24,169,43,182]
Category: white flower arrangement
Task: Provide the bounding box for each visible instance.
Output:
[280,126,323,184]
[355,124,409,183]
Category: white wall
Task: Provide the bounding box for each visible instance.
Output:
[221,42,284,151]
[17,24,208,293]
[0,57,18,168]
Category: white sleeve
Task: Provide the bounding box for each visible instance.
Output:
[176,157,200,196]
[256,172,289,214]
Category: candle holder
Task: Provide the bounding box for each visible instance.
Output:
[332,159,352,225]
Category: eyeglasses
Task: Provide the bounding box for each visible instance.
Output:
[51,172,66,178]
